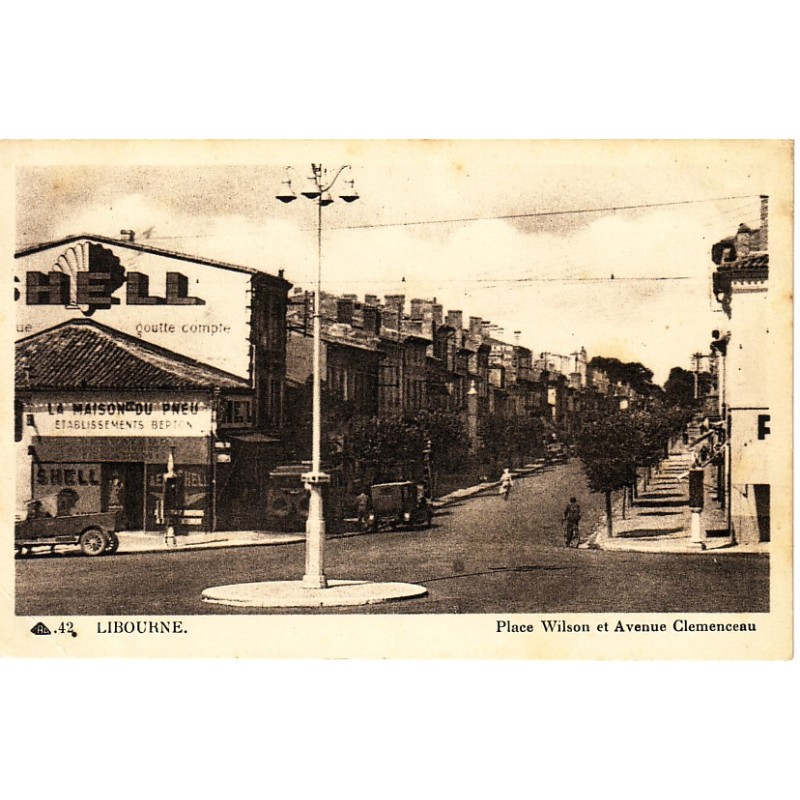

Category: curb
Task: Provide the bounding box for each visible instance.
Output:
[116,532,305,555]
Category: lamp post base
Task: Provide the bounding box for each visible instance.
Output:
[302,470,330,589]
[202,579,428,608]
[689,509,706,548]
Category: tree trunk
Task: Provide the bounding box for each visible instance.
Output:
[606,490,614,537]
[622,486,627,519]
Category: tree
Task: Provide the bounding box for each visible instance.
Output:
[574,410,638,537]
[663,366,715,408]
[479,412,545,473]
[343,415,423,485]
[407,409,467,474]
[589,356,660,398]
[339,409,467,491]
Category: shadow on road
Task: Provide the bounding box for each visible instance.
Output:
[615,526,684,538]
[638,510,681,517]
[633,499,687,508]
[416,564,569,584]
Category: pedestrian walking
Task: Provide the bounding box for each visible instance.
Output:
[563,496,582,547]
[356,488,373,530]
[499,468,513,501]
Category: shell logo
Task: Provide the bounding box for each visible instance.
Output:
[22,243,203,315]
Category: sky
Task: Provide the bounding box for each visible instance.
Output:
[14,141,788,384]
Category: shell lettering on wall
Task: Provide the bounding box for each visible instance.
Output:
[52,242,126,315]
[53,242,90,309]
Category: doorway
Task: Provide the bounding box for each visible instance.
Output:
[753,484,770,542]
[102,463,145,531]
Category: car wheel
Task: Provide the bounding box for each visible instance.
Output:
[80,528,109,557]
[106,532,120,554]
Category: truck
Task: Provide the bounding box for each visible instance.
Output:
[15,510,121,558]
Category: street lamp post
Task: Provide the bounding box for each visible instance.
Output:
[277,164,358,588]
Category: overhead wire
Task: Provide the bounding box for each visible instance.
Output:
[98,193,761,241]
[325,194,761,231]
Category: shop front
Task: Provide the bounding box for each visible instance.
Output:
[15,318,256,534]
[25,407,215,532]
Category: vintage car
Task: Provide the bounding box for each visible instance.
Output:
[362,481,433,532]
[15,510,121,558]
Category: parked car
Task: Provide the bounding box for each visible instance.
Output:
[363,481,433,532]
[15,510,121,557]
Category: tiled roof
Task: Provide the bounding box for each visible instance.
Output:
[16,319,250,391]
[736,252,769,270]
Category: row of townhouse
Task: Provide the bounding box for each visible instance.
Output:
[13,231,620,534]
[284,288,622,450]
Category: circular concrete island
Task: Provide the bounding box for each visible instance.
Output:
[201,579,428,608]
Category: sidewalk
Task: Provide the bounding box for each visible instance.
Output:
[432,457,555,507]
[116,529,304,555]
[589,447,768,556]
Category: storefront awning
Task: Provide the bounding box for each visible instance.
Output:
[30,436,208,464]
[223,432,281,444]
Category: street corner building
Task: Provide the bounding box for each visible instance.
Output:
[710,196,772,546]
[14,234,292,533]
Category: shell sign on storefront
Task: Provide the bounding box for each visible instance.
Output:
[15,236,254,378]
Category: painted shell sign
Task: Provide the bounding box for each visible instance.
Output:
[15,237,256,379]
[18,242,204,316]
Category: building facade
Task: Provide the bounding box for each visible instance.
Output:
[711,197,771,544]
[14,234,291,531]
[15,320,252,532]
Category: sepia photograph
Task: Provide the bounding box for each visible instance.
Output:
[1,139,793,658]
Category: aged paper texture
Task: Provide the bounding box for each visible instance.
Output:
[0,139,792,658]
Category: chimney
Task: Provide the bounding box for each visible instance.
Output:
[410,298,425,321]
[760,195,769,252]
[383,308,400,331]
[469,316,483,337]
[363,305,381,335]
[446,310,463,331]
[320,295,338,319]
[422,301,437,340]
[364,294,379,307]
[446,310,464,348]
[432,303,444,330]
[735,223,752,260]
[336,298,354,325]
[384,294,406,314]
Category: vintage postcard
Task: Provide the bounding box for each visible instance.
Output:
[0,139,792,658]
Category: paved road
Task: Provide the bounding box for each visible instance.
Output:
[15,459,769,615]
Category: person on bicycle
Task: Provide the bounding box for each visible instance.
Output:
[563,497,582,547]
[500,468,514,501]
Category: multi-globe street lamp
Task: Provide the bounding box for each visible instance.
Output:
[201,164,427,607]
[276,164,358,588]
